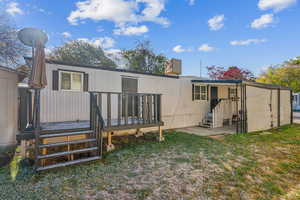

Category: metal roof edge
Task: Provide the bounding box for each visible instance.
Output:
[24,57,179,79]
[191,79,291,90]
[191,80,242,84]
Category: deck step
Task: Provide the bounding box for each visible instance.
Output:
[37,147,98,159]
[39,130,94,139]
[39,138,97,148]
[36,156,101,171]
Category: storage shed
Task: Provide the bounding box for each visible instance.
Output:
[0,66,19,149]
[246,82,292,132]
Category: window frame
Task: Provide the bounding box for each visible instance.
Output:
[194,84,207,101]
[59,70,84,92]
[229,88,237,99]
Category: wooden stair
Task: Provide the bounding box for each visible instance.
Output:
[35,129,102,172]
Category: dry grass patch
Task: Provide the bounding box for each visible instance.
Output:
[0,125,299,199]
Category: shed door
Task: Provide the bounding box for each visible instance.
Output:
[122,77,138,116]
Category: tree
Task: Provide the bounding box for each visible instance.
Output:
[121,40,167,74]
[284,56,300,65]
[49,40,117,68]
[257,65,300,92]
[0,14,27,66]
[207,66,255,81]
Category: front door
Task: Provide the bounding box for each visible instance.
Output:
[210,87,218,111]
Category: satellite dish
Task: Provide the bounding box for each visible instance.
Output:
[18,28,48,47]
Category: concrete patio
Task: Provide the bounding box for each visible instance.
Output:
[176,125,236,136]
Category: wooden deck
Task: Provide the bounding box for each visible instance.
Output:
[40,118,163,132]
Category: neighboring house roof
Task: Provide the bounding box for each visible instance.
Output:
[191,79,291,90]
[24,57,179,79]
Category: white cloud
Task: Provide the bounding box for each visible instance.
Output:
[198,44,214,52]
[68,0,169,28]
[230,39,267,46]
[114,25,149,36]
[188,0,196,5]
[172,45,192,53]
[173,45,185,53]
[78,37,115,49]
[208,15,225,31]
[258,0,297,11]
[6,2,23,16]
[62,32,72,38]
[251,14,274,29]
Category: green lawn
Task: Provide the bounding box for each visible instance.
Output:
[0,124,299,200]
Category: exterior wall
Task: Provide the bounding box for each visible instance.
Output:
[280,90,291,125]
[40,63,210,129]
[246,85,291,132]
[0,69,18,148]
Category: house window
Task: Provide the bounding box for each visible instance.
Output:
[194,85,207,100]
[60,71,83,91]
[229,88,237,98]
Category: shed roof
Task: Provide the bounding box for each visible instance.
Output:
[191,79,291,90]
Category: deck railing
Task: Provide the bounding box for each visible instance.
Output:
[18,89,163,134]
[89,92,162,131]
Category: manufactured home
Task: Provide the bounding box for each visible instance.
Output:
[16,58,293,171]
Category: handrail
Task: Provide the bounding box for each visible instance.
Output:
[90,93,105,157]
[212,99,232,128]
[90,93,105,130]
[89,91,162,96]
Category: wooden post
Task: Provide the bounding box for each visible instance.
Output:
[106,132,115,152]
[158,126,164,142]
[20,140,27,158]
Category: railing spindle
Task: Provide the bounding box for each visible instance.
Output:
[131,94,135,124]
[137,94,141,124]
[142,95,147,124]
[124,94,128,125]
[107,93,111,127]
[148,95,152,124]
[154,94,158,123]
[158,94,162,122]
[118,93,121,126]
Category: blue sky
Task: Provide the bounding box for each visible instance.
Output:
[2,0,299,76]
